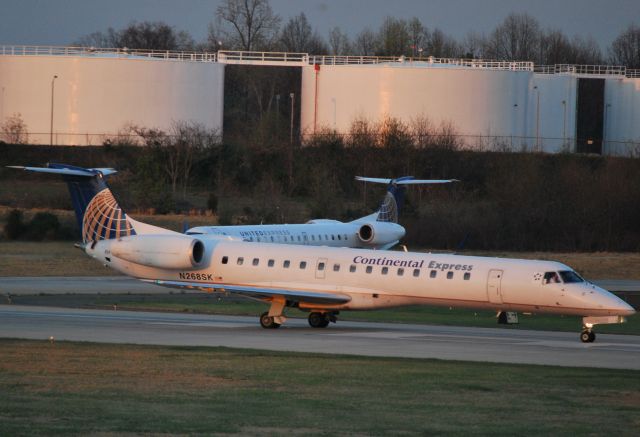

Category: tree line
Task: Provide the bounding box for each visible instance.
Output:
[74,0,640,68]
[2,127,640,251]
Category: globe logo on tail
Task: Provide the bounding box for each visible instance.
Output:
[82,189,135,243]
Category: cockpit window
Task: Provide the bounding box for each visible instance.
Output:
[543,271,561,284]
[559,271,584,283]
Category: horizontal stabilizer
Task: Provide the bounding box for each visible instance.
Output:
[150,280,352,305]
[7,164,117,177]
[356,176,457,184]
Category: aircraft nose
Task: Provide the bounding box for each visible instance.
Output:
[616,300,636,317]
[599,287,636,316]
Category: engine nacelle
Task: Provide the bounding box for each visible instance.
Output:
[357,222,406,246]
[110,234,206,270]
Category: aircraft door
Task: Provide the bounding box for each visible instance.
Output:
[487,269,504,304]
[315,258,328,279]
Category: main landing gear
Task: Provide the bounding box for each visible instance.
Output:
[260,312,281,329]
[580,329,596,343]
[308,311,338,328]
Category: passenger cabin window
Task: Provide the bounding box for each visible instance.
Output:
[559,271,584,283]
[337,235,342,240]
[283,260,290,268]
[270,236,274,242]
[252,258,259,266]
[366,266,373,274]
[222,256,228,264]
[430,270,437,278]
[447,272,453,279]
[268,259,275,267]
[333,264,340,272]
[543,272,561,284]
[397,268,404,276]
[318,262,325,271]
[300,261,307,269]
[237,257,244,265]
[343,234,348,240]
[332,235,335,240]
[464,272,471,280]
[350,265,356,273]
[381,267,388,275]
[413,269,420,277]
[311,235,315,241]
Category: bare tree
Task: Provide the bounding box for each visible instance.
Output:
[73,29,118,48]
[74,22,194,51]
[609,23,640,68]
[1,113,29,144]
[353,28,377,56]
[539,30,573,64]
[486,13,541,61]
[279,13,312,52]
[215,0,281,51]
[407,18,429,57]
[571,35,602,65]
[427,28,461,58]
[460,31,486,59]
[328,26,351,55]
[376,17,411,56]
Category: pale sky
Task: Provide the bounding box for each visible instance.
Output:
[0,0,637,50]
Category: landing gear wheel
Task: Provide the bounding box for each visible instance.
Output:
[580,330,595,343]
[308,312,330,328]
[260,312,281,329]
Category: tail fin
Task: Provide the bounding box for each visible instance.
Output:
[8,163,136,243]
[355,176,457,223]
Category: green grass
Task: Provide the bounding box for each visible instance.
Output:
[0,339,639,436]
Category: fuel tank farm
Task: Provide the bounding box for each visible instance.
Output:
[300,60,640,155]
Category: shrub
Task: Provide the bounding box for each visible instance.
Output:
[24,212,60,240]
[4,209,25,240]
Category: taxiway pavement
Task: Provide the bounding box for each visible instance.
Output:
[1,304,639,370]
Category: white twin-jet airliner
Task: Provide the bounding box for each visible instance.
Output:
[185,176,453,250]
[10,164,635,342]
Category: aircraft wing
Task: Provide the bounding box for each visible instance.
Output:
[148,279,351,305]
[355,176,457,184]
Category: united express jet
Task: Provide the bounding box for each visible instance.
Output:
[185,176,453,250]
[10,164,635,342]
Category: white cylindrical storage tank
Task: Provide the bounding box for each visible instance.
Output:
[528,74,577,153]
[0,51,224,145]
[301,63,531,150]
[604,77,640,157]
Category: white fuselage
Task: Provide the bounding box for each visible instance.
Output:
[186,215,405,250]
[89,237,634,318]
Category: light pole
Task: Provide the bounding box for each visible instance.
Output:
[275,93,280,132]
[562,100,567,150]
[331,97,336,129]
[50,74,58,146]
[533,85,540,151]
[289,92,295,145]
[604,103,611,154]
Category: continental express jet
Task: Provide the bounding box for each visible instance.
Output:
[10,164,635,342]
[185,176,454,250]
